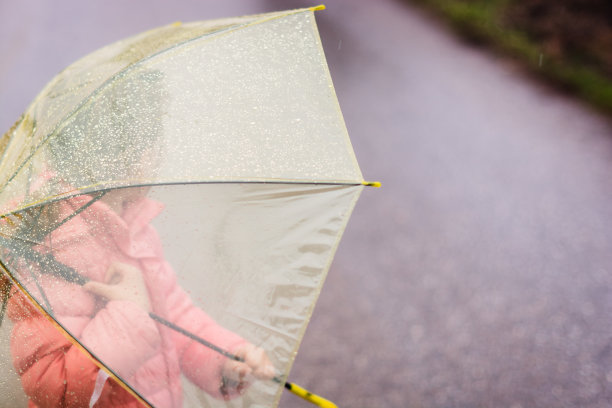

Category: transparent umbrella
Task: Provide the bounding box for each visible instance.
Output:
[0,6,378,408]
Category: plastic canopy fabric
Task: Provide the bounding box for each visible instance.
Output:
[0,7,368,408]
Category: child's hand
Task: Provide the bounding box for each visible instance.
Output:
[84,262,151,312]
[221,343,276,392]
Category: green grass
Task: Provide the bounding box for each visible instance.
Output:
[408,0,612,115]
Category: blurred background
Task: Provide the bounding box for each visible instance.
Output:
[1,0,612,407]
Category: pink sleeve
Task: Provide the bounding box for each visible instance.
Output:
[11,316,97,408]
[10,300,160,407]
[160,262,248,399]
[80,300,162,379]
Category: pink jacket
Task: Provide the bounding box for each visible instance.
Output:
[8,195,247,408]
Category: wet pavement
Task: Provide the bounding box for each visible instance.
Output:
[2,1,612,407]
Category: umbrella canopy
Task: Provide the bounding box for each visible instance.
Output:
[0,6,374,408]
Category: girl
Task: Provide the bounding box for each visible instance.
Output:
[2,69,275,407]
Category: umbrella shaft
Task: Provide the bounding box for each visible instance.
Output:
[148,312,243,361]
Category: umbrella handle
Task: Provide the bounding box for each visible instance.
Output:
[154,312,339,407]
[283,381,339,408]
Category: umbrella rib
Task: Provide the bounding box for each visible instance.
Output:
[148,314,243,361]
[0,230,48,251]
[0,179,370,219]
[27,264,54,316]
[0,279,11,327]
[26,206,46,242]
[39,190,107,240]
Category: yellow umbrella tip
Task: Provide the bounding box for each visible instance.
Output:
[362,181,381,188]
[310,5,326,11]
